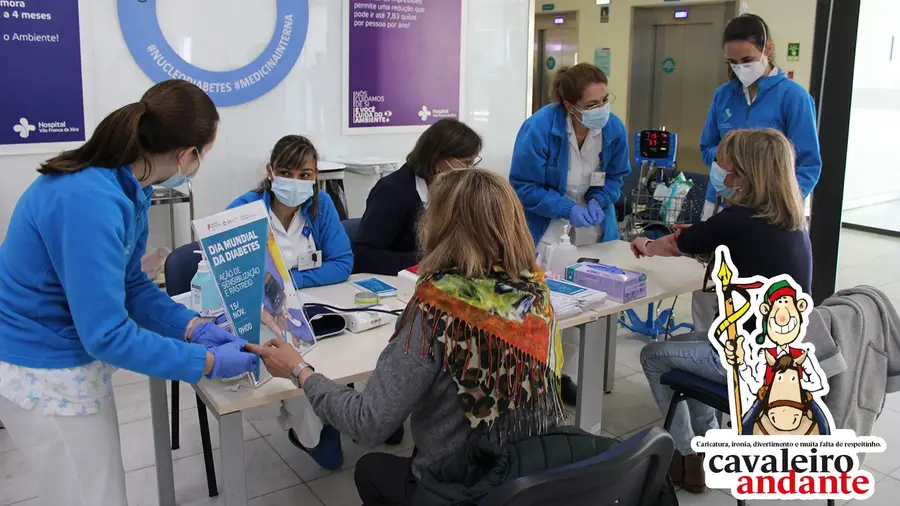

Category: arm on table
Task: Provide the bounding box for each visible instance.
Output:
[302,306,440,445]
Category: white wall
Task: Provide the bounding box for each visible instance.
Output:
[842,0,900,210]
[0,0,535,247]
[534,0,817,122]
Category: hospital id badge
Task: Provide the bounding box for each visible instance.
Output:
[297,250,323,271]
[590,171,606,187]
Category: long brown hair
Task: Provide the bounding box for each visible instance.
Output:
[718,128,805,231]
[39,80,218,179]
[550,63,608,104]
[406,119,482,184]
[255,135,320,220]
[418,169,536,281]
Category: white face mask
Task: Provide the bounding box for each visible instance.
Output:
[731,60,766,88]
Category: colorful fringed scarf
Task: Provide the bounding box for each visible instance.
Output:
[393,266,566,444]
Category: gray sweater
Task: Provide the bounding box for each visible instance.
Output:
[302,306,471,478]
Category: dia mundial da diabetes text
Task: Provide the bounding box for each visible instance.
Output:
[205,231,261,267]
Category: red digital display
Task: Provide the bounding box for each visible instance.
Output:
[640,130,671,159]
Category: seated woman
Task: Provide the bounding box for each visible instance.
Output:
[228,135,355,470]
[352,118,482,275]
[630,128,812,494]
[252,169,566,505]
[230,135,352,289]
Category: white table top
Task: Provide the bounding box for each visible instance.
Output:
[574,240,705,317]
[193,275,405,416]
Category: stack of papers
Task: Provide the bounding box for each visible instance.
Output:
[545,278,608,320]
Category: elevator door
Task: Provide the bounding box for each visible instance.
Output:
[534,27,578,112]
[650,23,723,172]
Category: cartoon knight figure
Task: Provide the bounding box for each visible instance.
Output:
[722,279,830,436]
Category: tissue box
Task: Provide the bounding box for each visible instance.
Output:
[565,263,647,303]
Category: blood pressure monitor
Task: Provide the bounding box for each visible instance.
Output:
[633,130,678,168]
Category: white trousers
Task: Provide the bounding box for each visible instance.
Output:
[561,327,580,378]
[279,395,324,448]
[0,394,127,506]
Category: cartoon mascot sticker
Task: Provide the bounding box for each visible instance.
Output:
[692,246,886,501]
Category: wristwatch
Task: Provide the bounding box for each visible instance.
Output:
[290,362,315,388]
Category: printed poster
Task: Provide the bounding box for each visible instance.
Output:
[693,245,886,501]
[0,0,90,155]
[193,201,316,386]
[343,0,463,134]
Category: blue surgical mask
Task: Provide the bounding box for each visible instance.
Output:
[158,149,201,189]
[272,177,315,208]
[710,161,736,200]
[578,103,611,130]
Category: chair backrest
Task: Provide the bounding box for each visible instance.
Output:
[342,218,361,242]
[164,241,202,296]
[479,426,675,506]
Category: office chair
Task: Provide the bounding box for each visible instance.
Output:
[478,426,676,506]
[163,241,218,497]
[342,217,361,242]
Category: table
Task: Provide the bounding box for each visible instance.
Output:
[564,241,704,434]
[150,275,405,506]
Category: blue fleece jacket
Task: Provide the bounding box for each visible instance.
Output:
[0,167,208,381]
[701,70,821,203]
[228,189,352,289]
[509,103,631,245]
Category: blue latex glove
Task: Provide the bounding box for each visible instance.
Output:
[207,341,258,379]
[569,205,593,228]
[587,199,605,225]
[191,322,247,350]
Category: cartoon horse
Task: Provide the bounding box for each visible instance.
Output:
[741,354,831,436]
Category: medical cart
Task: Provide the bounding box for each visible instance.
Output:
[619,129,695,338]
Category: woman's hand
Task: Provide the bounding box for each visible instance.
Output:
[630,237,653,258]
[245,339,312,384]
[569,205,593,228]
[206,341,259,379]
[190,322,247,349]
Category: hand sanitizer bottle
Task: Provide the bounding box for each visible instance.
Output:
[544,225,580,278]
[190,251,223,314]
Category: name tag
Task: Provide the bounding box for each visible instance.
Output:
[590,171,606,187]
[297,250,323,271]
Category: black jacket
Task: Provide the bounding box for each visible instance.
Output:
[353,163,423,275]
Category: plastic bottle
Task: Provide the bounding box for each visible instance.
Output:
[543,225,581,278]
[190,251,223,314]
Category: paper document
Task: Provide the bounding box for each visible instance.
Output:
[546,278,608,320]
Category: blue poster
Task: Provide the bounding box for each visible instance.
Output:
[0,0,87,150]
[194,201,316,386]
[118,0,309,107]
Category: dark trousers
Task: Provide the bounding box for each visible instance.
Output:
[354,452,418,506]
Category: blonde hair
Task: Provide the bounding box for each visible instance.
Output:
[418,169,537,282]
[718,128,805,231]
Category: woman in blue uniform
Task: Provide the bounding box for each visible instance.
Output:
[700,14,822,219]
[509,63,632,405]
[0,80,258,506]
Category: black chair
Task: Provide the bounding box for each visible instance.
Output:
[342,218,361,242]
[660,369,836,506]
[164,241,218,497]
[478,426,675,506]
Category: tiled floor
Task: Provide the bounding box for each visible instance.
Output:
[2,228,900,505]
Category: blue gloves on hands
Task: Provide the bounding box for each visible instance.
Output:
[207,341,258,379]
[587,199,605,225]
[569,205,593,228]
[192,322,246,350]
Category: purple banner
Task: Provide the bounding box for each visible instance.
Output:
[0,0,86,148]
[347,0,462,130]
